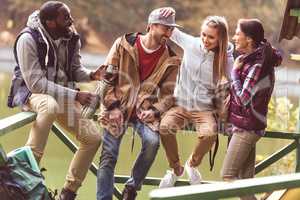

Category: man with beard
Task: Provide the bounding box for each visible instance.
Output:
[97,7,180,200]
[7,1,104,199]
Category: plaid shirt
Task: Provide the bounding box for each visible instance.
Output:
[231,63,262,107]
[228,42,282,132]
[230,62,265,135]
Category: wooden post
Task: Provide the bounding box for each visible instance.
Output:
[296,139,300,172]
[290,8,300,23]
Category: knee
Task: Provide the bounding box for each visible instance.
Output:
[37,95,59,116]
[77,131,102,147]
[99,149,118,170]
[99,132,120,169]
[77,120,102,146]
[159,119,177,136]
[143,134,160,152]
[142,139,160,161]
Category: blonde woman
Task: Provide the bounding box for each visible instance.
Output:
[158,8,234,188]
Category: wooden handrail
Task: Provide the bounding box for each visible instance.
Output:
[1,112,300,199]
[150,173,300,200]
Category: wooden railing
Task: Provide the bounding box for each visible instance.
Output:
[150,173,300,200]
[1,112,300,199]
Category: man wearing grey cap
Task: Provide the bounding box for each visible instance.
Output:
[96,7,180,200]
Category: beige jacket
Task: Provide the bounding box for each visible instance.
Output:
[101,32,180,133]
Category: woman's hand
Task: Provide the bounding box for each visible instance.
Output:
[160,7,175,18]
[233,55,244,70]
[90,65,106,80]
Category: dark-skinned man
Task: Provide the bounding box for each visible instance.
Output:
[7,1,104,199]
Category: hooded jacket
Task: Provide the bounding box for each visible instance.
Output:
[101,33,180,133]
[229,41,282,131]
[7,11,92,108]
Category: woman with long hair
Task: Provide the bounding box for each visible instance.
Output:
[158,8,234,188]
[221,19,282,200]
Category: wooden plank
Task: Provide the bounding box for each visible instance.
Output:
[290,54,300,61]
[113,187,123,200]
[264,131,300,139]
[290,9,300,23]
[0,112,36,136]
[114,175,218,186]
[149,173,300,200]
[255,141,297,174]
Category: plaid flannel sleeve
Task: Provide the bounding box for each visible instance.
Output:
[231,64,262,106]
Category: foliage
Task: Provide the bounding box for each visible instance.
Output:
[267,96,299,133]
[258,96,299,176]
[1,0,289,49]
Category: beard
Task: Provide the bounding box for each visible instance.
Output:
[153,34,168,45]
[57,25,74,39]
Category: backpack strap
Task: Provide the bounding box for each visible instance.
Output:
[209,134,219,171]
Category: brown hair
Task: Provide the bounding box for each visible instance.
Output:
[238,18,264,48]
[202,16,229,81]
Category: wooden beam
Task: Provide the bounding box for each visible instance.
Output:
[255,141,297,174]
[291,54,300,61]
[0,112,36,136]
[264,131,300,139]
[149,173,300,200]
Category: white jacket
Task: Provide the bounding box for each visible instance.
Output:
[171,28,234,111]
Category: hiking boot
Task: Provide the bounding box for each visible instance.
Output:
[185,161,202,185]
[58,188,77,200]
[122,185,137,200]
[159,166,184,188]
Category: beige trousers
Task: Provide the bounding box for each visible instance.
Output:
[221,130,261,200]
[159,106,217,170]
[24,94,101,192]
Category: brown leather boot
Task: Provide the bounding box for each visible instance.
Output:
[122,185,137,200]
[58,188,77,200]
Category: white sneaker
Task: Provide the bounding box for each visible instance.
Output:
[159,170,183,188]
[185,161,202,185]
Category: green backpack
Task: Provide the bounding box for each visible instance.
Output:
[0,146,55,200]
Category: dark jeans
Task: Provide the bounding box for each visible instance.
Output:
[96,120,160,200]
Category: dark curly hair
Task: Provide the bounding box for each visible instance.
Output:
[39,1,64,26]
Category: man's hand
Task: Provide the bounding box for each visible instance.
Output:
[98,108,124,138]
[137,109,156,123]
[108,108,124,137]
[160,7,175,18]
[75,91,98,106]
[90,65,106,81]
[233,55,244,70]
[109,108,124,125]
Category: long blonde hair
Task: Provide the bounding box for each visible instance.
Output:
[202,16,229,81]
